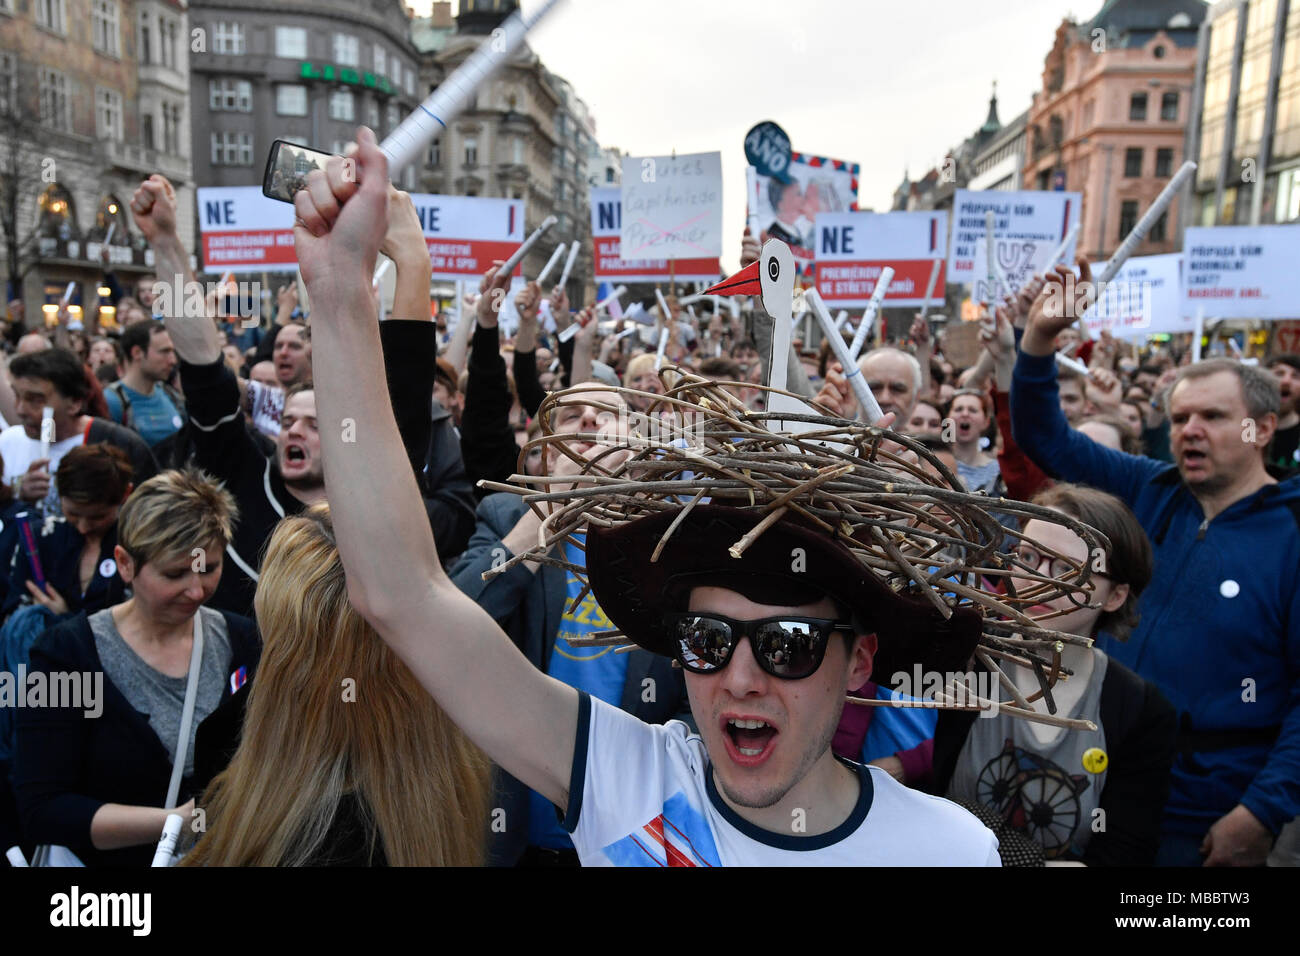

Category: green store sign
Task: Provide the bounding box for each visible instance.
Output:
[300,62,394,95]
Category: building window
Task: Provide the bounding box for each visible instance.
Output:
[139,13,151,63]
[1118,200,1139,239]
[1129,92,1147,121]
[330,89,354,121]
[276,27,307,59]
[142,113,154,149]
[334,34,359,66]
[95,87,122,140]
[38,68,71,132]
[513,138,523,165]
[210,79,253,112]
[211,131,254,166]
[1155,148,1174,178]
[1149,211,1168,242]
[213,22,244,55]
[464,137,478,166]
[162,102,181,154]
[391,60,401,88]
[366,99,379,128]
[92,0,120,57]
[1124,147,1143,177]
[1161,91,1179,121]
[162,18,177,69]
[276,85,308,116]
[0,52,14,114]
[405,72,415,97]
[36,0,66,34]
[374,45,386,76]
[428,141,440,166]
[385,103,398,132]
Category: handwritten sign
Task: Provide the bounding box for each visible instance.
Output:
[814,211,947,307]
[620,152,723,261]
[590,188,719,282]
[1183,225,1300,320]
[948,188,1080,299]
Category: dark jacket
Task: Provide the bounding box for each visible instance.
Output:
[4,515,124,619]
[460,321,524,499]
[13,608,259,867]
[1011,349,1300,836]
[449,491,691,865]
[182,320,469,615]
[930,653,1177,866]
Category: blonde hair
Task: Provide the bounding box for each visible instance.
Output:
[624,352,657,384]
[182,505,492,866]
[117,469,237,570]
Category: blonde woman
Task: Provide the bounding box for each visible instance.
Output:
[14,469,250,867]
[183,505,492,866]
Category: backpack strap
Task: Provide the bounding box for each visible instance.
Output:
[106,382,133,431]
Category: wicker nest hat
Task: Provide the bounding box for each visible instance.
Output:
[482,368,1111,727]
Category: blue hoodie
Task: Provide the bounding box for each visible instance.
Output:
[1011,350,1300,838]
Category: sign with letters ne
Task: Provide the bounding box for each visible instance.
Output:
[198,187,297,273]
[406,194,525,281]
[814,210,947,307]
[620,152,723,261]
[1183,225,1300,320]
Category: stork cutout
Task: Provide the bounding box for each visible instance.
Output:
[705,239,821,435]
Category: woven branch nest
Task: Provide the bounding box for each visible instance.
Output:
[481,366,1114,728]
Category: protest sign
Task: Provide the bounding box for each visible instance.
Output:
[948,189,1080,298]
[620,152,723,261]
[744,121,792,182]
[408,194,526,281]
[814,210,947,307]
[1183,225,1300,320]
[747,151,859,269]
[198,187,297,273]
[591,187,720,282]
[1084,253,1187,338]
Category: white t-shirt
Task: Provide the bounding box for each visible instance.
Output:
[564,693,1001,867]
[0,423,85,514]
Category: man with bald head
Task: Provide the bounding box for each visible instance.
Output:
[814,347,923,423]
[16,332,50,354]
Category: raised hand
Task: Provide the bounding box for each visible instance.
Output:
[740,228,761,268]
[292,126,388,301]
[129,175,179,242]
[515,281,541,325]
[813,360,854,419]
[476,260,512,330]
[379,186,428,269]
[1022,260,1095,357]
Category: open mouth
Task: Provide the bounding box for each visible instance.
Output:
[722,716,779,764]
[1182,449,1208,468]
[285,446,307,464]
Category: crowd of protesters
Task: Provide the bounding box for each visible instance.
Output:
[0,156,1296,868]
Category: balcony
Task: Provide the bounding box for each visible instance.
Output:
[97,140,189,183]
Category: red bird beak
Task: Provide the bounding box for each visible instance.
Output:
[704,260,761,297]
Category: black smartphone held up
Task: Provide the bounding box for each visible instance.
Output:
[262,139,339,204]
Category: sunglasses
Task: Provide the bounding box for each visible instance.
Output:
[664,613,856,680]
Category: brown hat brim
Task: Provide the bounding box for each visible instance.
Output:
[585,504,981,680]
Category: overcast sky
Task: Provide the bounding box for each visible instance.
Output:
[417,0,1096,270]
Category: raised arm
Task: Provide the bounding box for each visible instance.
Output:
[295,127,577,809]
[129,175,222,365]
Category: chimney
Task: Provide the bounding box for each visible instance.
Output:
[432,1,452,28]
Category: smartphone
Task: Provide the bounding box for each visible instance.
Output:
[262,139,338,204]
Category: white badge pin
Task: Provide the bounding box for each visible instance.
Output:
[1219,579,1240,599]
[99,558,117,578]
[172,415,183,428]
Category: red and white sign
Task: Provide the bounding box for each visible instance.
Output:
[198,187,297,273]
[813,211,948,307]
[408,193,525,281]
[197,188,526,280]
[590,188,720,282]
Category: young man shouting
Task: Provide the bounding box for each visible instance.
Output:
[298,128,999,866]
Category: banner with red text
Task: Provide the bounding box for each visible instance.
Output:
[814,210,947,307]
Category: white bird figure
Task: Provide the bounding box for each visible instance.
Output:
[704,239,820,434]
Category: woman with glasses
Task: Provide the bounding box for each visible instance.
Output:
[929,484,1177,865]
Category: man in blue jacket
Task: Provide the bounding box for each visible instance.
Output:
[1011,263,1300,866]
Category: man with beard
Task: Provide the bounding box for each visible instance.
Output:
[1267,355,1300,475]
[129,173,475,614]
[1012,262,1300,868]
